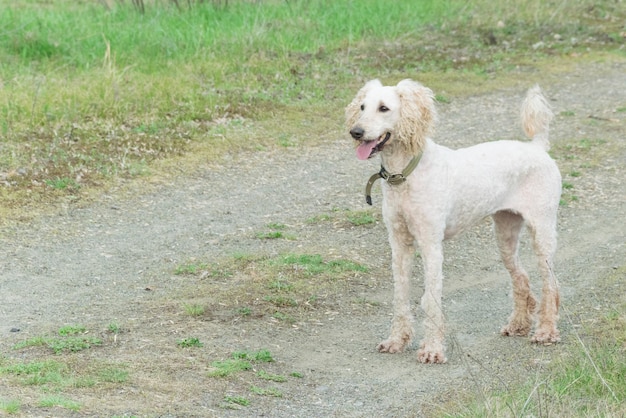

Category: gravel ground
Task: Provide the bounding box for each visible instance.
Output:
[0,61,624,417]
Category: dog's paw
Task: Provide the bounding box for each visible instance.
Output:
[376,338,406,354]
[417,347,447,364]
[500,322,531,337]
[417,341,447,364]
[531,328,560,345]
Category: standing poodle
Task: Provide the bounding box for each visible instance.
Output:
[345,80,561,363]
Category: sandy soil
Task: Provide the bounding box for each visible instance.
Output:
[1,61,624,417]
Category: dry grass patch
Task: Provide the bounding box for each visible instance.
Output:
[173,253,369,322]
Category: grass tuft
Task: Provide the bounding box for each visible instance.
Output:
[0,399,20,414]
[250,385,283,397]
[38,395,81,412]
[223,395,250,407]
[58,325,86,336]
[13,327,102,355]
[183,303,205,317]
[208,349,274,378]
[208,359,252,378]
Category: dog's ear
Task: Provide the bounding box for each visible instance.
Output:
[345,79,383,131]
[395,79,437,155]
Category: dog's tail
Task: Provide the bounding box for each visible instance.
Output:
[521,85,553,151]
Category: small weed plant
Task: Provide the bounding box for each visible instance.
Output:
[346,210,376,226]
[107,322,121,334]
[255,223,296,240]
[177,338,203,348]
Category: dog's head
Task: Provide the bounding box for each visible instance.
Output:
[345,79,436,160]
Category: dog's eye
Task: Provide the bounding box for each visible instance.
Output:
[360,104,365,111]
[379,105,389,112]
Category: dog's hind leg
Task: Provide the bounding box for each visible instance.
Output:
[527,217,560,344]
[377,221,415,354]
[494,210,537,337]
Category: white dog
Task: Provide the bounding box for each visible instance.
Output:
[345,80,561,363]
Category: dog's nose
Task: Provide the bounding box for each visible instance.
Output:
[350,127,364,140]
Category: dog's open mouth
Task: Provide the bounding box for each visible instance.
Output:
[356,132,391,160]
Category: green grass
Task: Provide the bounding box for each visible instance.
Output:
[233,349,274,363]
[107,322,121,334]
[175,262,209,275]
[307,209,378,227]
[236,306,252,316]
[98,366,129,384]
[44,177,80,191]
[255,231,286,240]
[57,325,86,336]
[255,222,296,240]
[173,252,369,322]
[38,395,81,412]
[208,359,252,377]
[13,325,102,355]
[0,358,128,392]
[434,266,626,417]
[250,385,283,397]
[306,214,332,224]
[257,370,287,383]
[0,0,458,199]
[208,349,274,378]
[273,253,368,275]
[437,337,626,417]
[177,337,204,348]
[46,336,102,354]
[265,222,286,230]
[223,395,250,407]
[0,0,623,222]
[0,399,20,414]
[346,210,376,226]
[183,303,205,317]
[210,349,298,407]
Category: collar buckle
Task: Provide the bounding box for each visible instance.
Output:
[364,154,422,205]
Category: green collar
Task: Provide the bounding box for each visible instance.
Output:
[365,154,422,205]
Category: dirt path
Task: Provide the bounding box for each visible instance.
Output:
[1,61,625,417]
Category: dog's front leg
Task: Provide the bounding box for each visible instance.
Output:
[416,241,447,363]
[377,224,415,354]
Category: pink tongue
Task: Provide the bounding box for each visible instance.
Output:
[356,141,378,160]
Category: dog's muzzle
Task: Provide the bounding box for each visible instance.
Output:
[353,132,391,160]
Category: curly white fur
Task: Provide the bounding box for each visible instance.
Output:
[346,80,561,363]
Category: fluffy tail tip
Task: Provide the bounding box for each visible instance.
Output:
[521,85,554,150]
